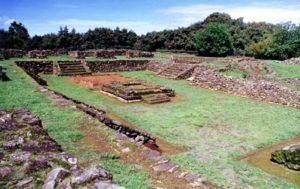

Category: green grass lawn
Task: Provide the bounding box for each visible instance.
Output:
[43,70,300,188]
[267,60,300,78]
[0,59,152,189]
[219,69,248,78]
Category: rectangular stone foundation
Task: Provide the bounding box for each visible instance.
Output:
[102,80,175,104]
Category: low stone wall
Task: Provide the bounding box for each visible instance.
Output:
[28,50,52,58]
[16,61,53,85]
[69,50,117,59]
[49,90,156,145]
[86,60,149,72]
[282,57,300,65]
[0,108,117,188]
[126,50,154,58]
[0,49,25,59]
[191,66,300,108]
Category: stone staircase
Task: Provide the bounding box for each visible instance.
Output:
[56,61,91,76]
[141,93,171,104]
[158,63,197,79]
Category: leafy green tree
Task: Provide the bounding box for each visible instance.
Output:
[195,23,233,56]
[7,21,30,49]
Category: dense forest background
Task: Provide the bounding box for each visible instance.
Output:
[0,12,300,60]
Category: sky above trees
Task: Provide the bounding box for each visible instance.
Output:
[1,0,300,36]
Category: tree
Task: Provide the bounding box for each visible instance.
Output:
[7,21,30,49]
[195,23,233,56]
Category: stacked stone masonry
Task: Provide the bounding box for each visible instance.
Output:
[125,50,154,58]
[86,60,149,72]
[157,63,198,79]
[102,79,175,103]
[56,61,91,76]
[16,61,53,85]
[191,65,300,108]
[0,49,24,59]
[69,50,117,59]
[0,108,121,189]
[282,57,300,65]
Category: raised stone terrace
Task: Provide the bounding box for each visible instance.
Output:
[102,80,175,104]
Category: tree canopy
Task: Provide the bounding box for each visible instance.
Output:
[0,13,300,60]
[195,23,233,56]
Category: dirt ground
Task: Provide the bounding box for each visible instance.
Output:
[70,73,130,88]
[77,117,199,189]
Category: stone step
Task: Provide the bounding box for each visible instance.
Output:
[59,71,91,76]
[60,67,85,71]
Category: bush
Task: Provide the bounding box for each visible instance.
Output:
[195,23,233,56]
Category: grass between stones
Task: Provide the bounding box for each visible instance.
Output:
[267,60,300,78]
[0,59,152,189]
[43,69,300,188]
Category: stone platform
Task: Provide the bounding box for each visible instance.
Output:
[102,80,175,103]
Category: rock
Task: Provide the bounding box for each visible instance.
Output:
[24,156,49,173]
[0,151,4,160]
[93,181,125,189]
[22,139,61,152]
[10,151,31,164]
[271,144,300,171]
[3,140,19,150]
[56,152,78,166]
[72,165,112,185]
[152,161,178,172]
[0,167,11,177]
[121,147,131,153]
[184,173,200,182]
[141,149,162,161]
[22,140,39,152]
[42,168,70,189]
[59,181,72,189]
[16,177,33,188]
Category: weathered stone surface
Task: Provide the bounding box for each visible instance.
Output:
[42,168,70,189]
[271,144,300,171]
[0,167,11,177]
[10,151,31,164]
[16,177,34,188]
[72,165,112,185]
[0,109,117,188]
[184,173,200,182]
[282,57,300,65]
[102,79,175,102]
[93,181,125,189]
[152,161,178,172]
[3,140,19,150]
[0,49,24,59]
[191,65,300,108]
[24,156,49,173]
[86,60,149,73]
[126,50,153,58]
[157,63,197,79]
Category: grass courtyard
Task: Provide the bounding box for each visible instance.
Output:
[42,67,300,188]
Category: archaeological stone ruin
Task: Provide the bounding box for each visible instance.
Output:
[271,144,300,171]
[102,80,175,104]
[0,108,121,189]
